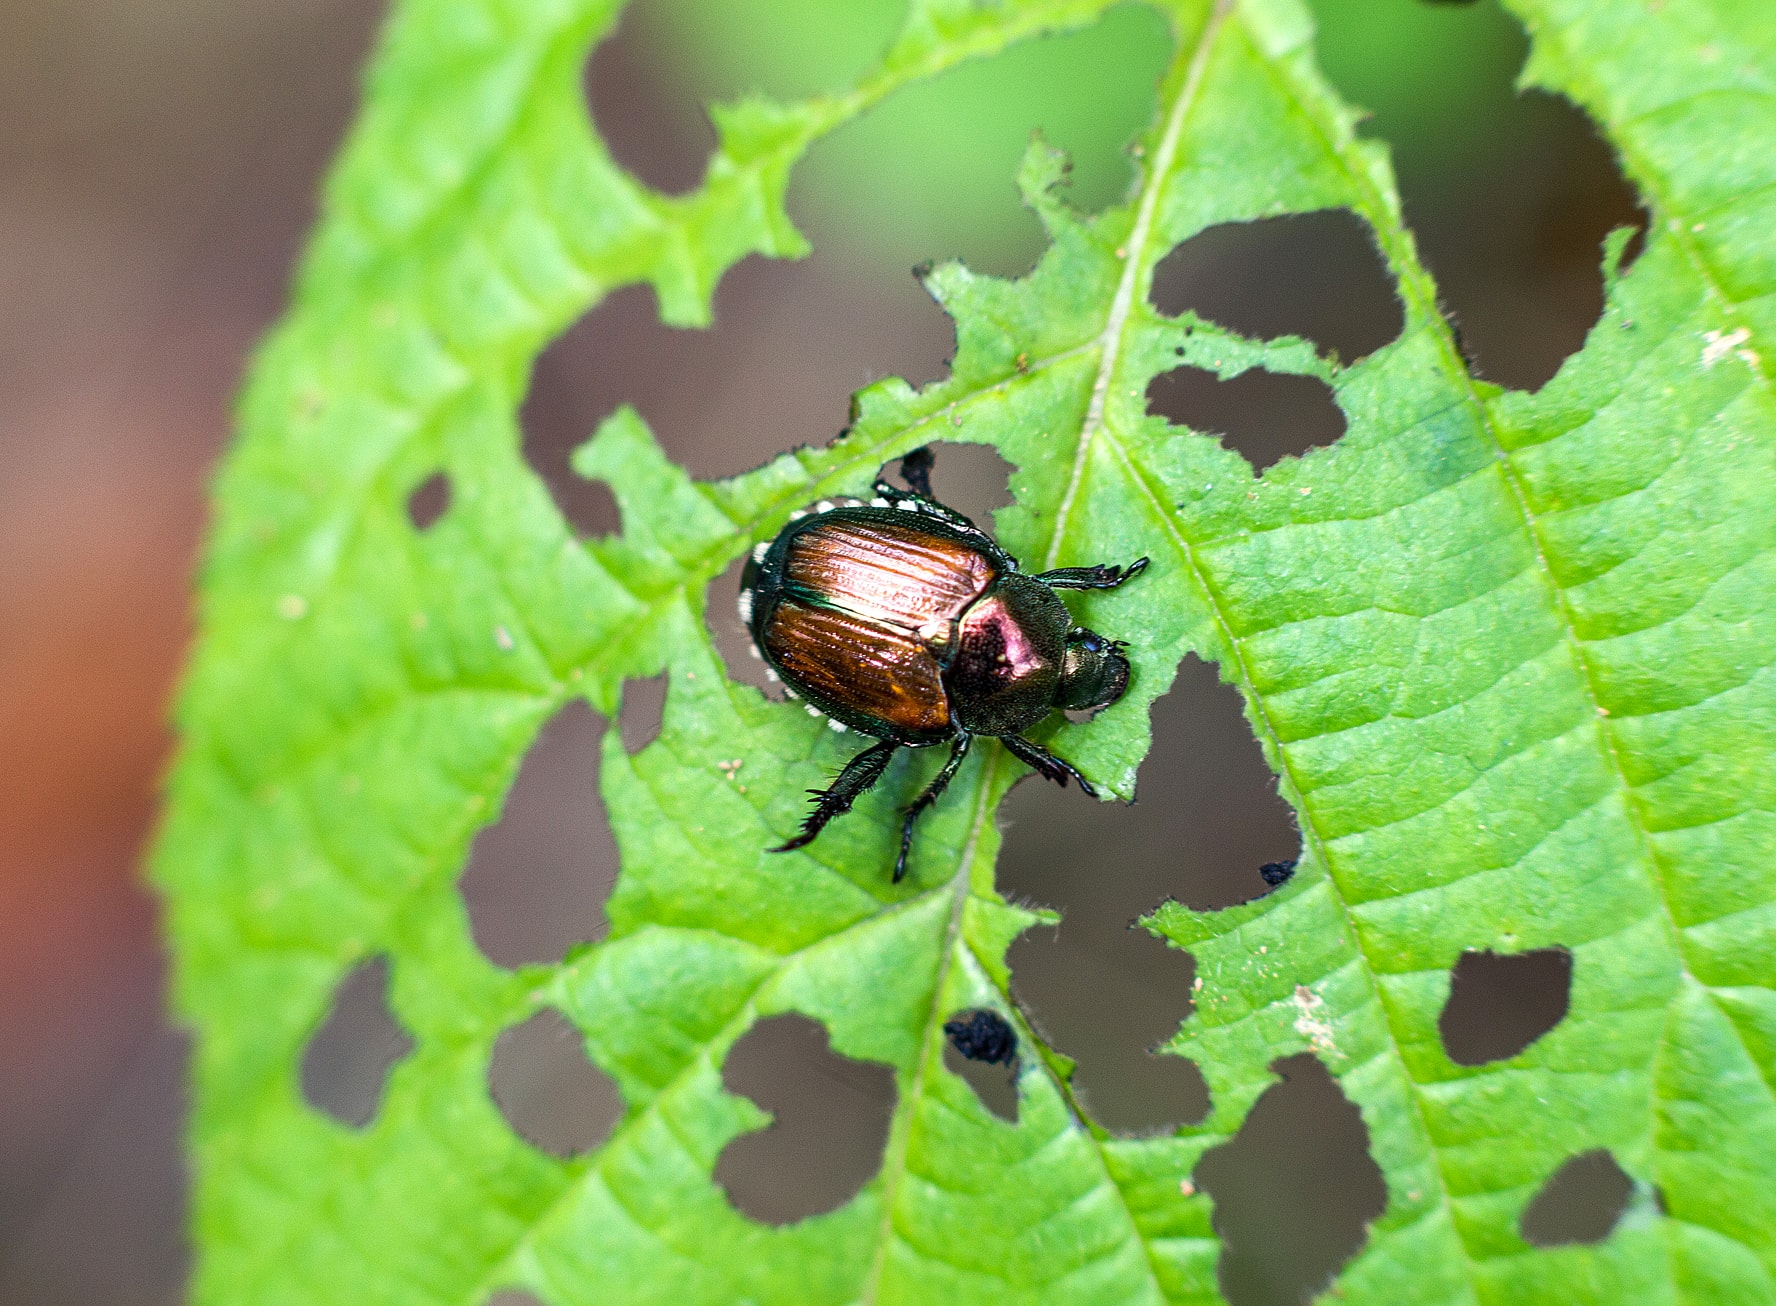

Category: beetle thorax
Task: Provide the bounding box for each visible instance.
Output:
[945,574,1070,736]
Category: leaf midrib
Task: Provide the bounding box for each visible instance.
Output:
[1043,0,1233,572]
[1029,0,1707,1293]
[1088,2,1733,1291]
[856,746,1175,1306]
[857,750,1001,1306]
[1243,0,1705,1009]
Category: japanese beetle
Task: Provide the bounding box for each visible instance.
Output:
[741,446,1148,881]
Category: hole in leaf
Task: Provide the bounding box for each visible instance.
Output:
[1010,921,1209,1134]
[489,1008,624,1158]
[584,3,714,196]
[1309,0,1647,389]
[1439,947,1572,1066]
[484,1292,549,1306]
[459,700,617,968]
[1150,211,1403,364]
[943,1043,1019,1123]
[1520,1150,1635,1247]
[299,956,414,1128]
[618,674,666,754]
[878,441,1014,528]
[1195,1054,1387,1306]
[523,336,623,540]
[788,3,1174,278]
[1000,657,1295,1132]
[1147,366,1346,471]
[630,0,904,106]
[520,258,954,485]
[558,473,621,542]
[405,471,451,530]
[1010,655,1299,912]
[715,1014,896,1225]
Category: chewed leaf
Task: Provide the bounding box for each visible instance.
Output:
[154,0,1776,1303]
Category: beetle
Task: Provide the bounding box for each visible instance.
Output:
[740,446,1148,881]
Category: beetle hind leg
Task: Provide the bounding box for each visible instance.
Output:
[898,445,936,498]
[870,454,989,539]
[772,738,899,855]
[1034,556,1150,591]
[870,444,939,506]
[895,734,972,884]
[1002,734,1098,799]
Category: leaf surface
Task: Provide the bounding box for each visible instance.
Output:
[153,0,1776,1302]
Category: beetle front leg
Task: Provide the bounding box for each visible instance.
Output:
[1002,734,1098,798]
[772,738,899,854]
[1034,556,1150,591]
[895,733,972,883]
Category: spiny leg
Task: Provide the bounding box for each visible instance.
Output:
[1002,734,1098,798]
[899,445,936,498]
[772,738,899,854]
[866,447,996,543]
[872,446,933,506]
[1034,556,1150,590]
[895,733,972,884]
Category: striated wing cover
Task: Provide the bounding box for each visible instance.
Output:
[782,517,995,637]
[761,597,951,741]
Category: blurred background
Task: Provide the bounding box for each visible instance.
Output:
[0,0,1643,1301]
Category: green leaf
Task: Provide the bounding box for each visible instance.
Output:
[153,0,1776,1303]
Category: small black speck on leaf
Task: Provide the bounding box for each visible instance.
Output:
[944,1009,1017,1065]
[1259,859,1297,888]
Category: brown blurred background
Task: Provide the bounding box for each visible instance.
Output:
[0,0,1641,1302]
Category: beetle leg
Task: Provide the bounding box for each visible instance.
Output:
[869,477,990,540]
[1033,556,1150,590]
[895,733,972,883]
[1001,734,1098,799]
[772,738,899,855]
[899,445,936,498]
[877,444,963,518]
[869,476,925,509]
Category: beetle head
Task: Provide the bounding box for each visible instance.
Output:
[1055,629,1130,713]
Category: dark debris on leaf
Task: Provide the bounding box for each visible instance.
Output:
[944,1009,1018,1065]
[1259,859,1297,888]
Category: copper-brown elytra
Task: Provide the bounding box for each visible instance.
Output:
[741,446,1148,881]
